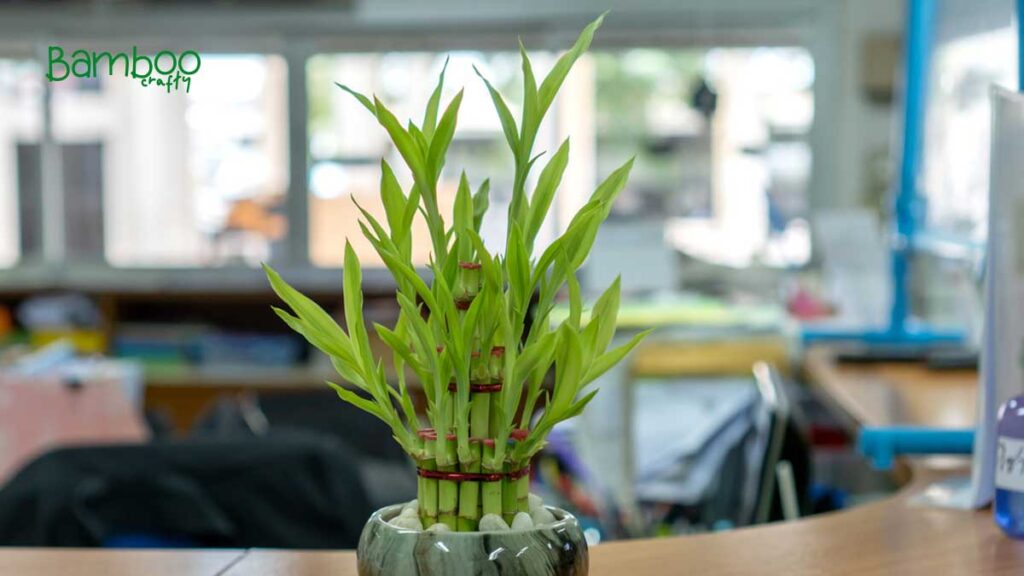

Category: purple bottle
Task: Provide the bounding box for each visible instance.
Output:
[995,395,1024,538]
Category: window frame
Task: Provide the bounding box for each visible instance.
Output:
[0,5,829,293]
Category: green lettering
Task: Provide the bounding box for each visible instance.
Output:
[154,50,176,75]
[179,51,201,75]
[46,46,69,81]
[70,49,91,78]
[131,46,152,79]
[93,51,130,77]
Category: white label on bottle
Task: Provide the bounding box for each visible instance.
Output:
[996,436,1024,491]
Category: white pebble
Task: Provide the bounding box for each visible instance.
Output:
[528,493,544,511]
[402,499,419,514]
[479,514,511,532]
[530,506,556,527]
[511,512,534,531]
[426,523,451,533]
[399,506,419,518]
[390,515,423,531]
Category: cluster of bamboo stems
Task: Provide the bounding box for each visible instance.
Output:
[265,12,649,532]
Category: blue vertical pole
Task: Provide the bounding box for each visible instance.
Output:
[1018,0,1023,91]
[890,0,935,334]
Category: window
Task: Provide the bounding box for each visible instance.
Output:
[306,50,556,267]
[50,52,288,267]
[0,59,42,267]
[0,35,818,278]
[920,0,1017,244]
[584,47,814,271]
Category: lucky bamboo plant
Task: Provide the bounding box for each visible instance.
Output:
[265,13,648,532]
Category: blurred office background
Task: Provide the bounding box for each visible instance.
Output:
[0,0,1011,548]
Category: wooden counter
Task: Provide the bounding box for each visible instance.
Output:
[3,349,1022,575]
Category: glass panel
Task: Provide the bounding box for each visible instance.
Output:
[51,53,288,267]
[583,47,814,277]
[919,0,1017,244]
[307,47,812,273]
[0,59,42,267]
[307,51,554,267]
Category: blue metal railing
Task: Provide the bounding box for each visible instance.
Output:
[802,0,962,347]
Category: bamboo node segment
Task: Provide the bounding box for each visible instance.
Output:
[416,428,529,445]
[507,466,531,480]
[416,466,530,483]
[447,381,503,393]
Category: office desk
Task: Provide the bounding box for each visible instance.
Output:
[3,492,1017,576]
[2,349,1021,575]
[0,548,244,576]
[803,347,977,428]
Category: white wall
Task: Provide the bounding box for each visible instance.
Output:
[833,0,903,211]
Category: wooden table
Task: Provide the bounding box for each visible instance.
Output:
[3,349,1023,575]
[803,347,978,429]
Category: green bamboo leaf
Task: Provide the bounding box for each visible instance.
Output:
[530,200,603,289]
[264,264,353,357]
[568,157,635,267]
[537,12,605,116]
[562,388,599,420]
[352,196,391,251]
[506,224,531,315]
[453,172,473,236]
[525,139,569,249]
[374,323,428,380]
[379,160,406,239]
[584,276,621,356]
[581,329,652,386]
[343,242,371,361]
[473,179,490,231]
[567,265,582,330]
[512,330,557,386]
[335,83,376,115]
[329,354,364,387]
[427,89,464,181]
[408,122,429,157]
[518,39,541,162]
[428,263,462,346]
[395,370,421,433]
[464,280,488,330]
[328,381,386,420]
[422,56,450,140]
[402,184,422,237]
[473,65,520,154]
[396,293,438,366]
[553,325,584,411]
[271,305,355,369]
[372,96,428,184]
[371,244,440,315]
[591,156,635,205]
[396,307,439,403]
[466,230,502,289]
[518,367,550,432]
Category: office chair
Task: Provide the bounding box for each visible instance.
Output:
[191,390,417,509]
[747,362,810,524]
[0,434,373,549]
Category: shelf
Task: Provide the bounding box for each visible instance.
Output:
[144,365,337,388]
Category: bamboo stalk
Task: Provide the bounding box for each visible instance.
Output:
[458,390,490,531]
[501,463,517,524]
[457,444,481,532]
[481,443,502,517]
[438,438,458,529]
[516,469,530,514]
[419,438,439,527]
